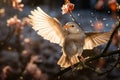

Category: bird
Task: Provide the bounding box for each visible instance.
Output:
[29,7,112,68]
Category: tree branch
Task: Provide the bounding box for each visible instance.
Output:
[101,21,120,54]
[98,55,120,75]
[56,50,120,76]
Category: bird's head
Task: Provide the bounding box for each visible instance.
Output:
[64,22,82,34]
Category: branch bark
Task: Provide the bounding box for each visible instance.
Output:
[101,21,120,54]
[56,50,120,76]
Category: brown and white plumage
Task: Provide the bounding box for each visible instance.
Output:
[29,7,112,68]
[84,31,112,49]
[29,7,65,46]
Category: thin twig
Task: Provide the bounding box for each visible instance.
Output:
[68,11,84,30]
[101,21,120,54]
[86,50,120,62]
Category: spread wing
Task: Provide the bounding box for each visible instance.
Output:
[83,31,112,49]
[29,7,65,46]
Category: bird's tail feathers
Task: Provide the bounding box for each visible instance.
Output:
[57,54,79,68]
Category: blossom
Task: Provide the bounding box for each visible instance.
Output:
[25,61,48,80]
[22,17,31,26]
[7,16,24,34]
[12,0,24,11]
[24,38,31,44]
[0,8,5,17]
[108,0,117,12]
[95,0,105,10]
[2,66,13,80]
[7,16,21,27]
[30,55,42,63]
[65,0,70,3]
[61,2,74,14]
[7,16,30,27]
[93,21,104,31]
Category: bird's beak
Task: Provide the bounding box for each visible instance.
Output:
[64,25,70,30]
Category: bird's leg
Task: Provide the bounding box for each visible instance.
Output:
[77,52,85,62]
[79,56,85,62]
[70,61,74,69]
[77,53,86,67]
[66,57,74,69]
[79,55,90,62]
[78,55,90,66]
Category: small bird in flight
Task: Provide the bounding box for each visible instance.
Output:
[29,7,112,68]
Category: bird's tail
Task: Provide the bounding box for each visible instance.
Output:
[57,54,79,68]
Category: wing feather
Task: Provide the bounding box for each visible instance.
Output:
[29,7,65,46]
[83,31,112,49]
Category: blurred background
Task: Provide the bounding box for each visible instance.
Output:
[0,0,120,80]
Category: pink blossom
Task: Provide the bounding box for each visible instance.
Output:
[22,17,31,26]
[95,0,105,10]
[12,0,24,11]
[30,55,41,63]
[2,66,13,80]
[25,63,48,80]
[0,8,5,17]
[93,21,104,31]
[7,16,22,27]
[61,2,74,14]
[7,16,30,28]
[7,16,25,34]
[24,38,31,44]
[26,63,39,74]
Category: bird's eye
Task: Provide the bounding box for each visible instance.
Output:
[71,25,74,27]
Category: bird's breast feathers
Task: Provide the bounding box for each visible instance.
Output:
[67,33,86,41]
